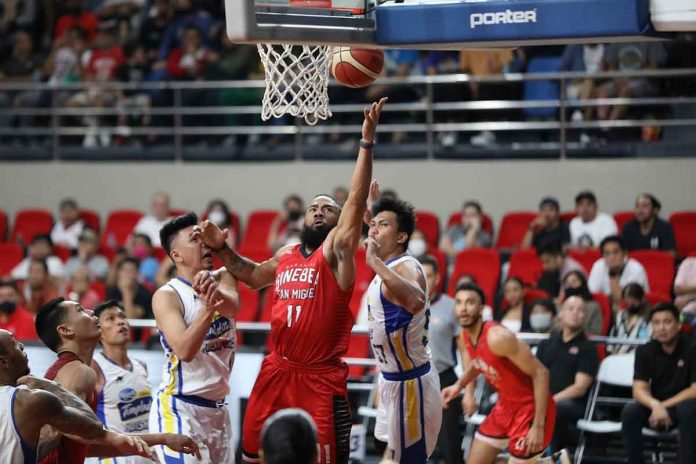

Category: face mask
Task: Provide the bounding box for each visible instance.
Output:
[408,239,427,257]
[287,210,303,222]
[627,304,643,315]
[530,313,553,332]
[131,245,149,259]
[208,210,227,227]
[0,301,17,314]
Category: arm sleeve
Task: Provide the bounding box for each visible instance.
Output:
[634,345,650,381]
[587,262,604,294]
[579,342,600,377]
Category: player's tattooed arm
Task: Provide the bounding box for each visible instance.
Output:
[17,375,98,420]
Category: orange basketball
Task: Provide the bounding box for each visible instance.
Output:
[331,47,384,88]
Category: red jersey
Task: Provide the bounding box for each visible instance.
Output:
[40,352,97,464]
[0,305,38,341]
[270,244,353,364]
[462,321,534,402]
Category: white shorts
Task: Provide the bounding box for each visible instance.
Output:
[149,392,234,463]
[375,366,442,463]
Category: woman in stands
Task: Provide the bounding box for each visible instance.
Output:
[608,283,650,354]
[495,277,532,333]
[558,270,603,335]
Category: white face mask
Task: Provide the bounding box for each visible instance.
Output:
[530,313,553,333]
[208,210,227,227]
[408,238,427,257]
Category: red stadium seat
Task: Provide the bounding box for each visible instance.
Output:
[560,211,576,224]
[508,248,543,287]
[349,248,375,320]
[345,334,371,379]
[495,211,536,250]
[236,283,260,322]
[646,292,671,307]
[448,249,501,306]
[10,209,53,245]
[152,247,167,261]
[568,249,601,274]
[446,212,494,236]
[591,293,612,336]
[0,243,23,277]
[0,210,7,242]
[414,210,440,249]
[201,211,242,245]
[79,209,101,234]
[613,211,635,233]
[53,245,72,263]
[100,209,143,249]
[669,211,696,257]
[240,210,280,253]
[629,250,675,296]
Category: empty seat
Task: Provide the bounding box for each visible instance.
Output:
[0,243,23,277]
[236,283,260,322]
[10,209,53,245]
[0,210,7,241]
[446,212,494,236]
[79,209,101,234]
[495,212,537,250]
[100,210,143,249]
[414,210,440,249]
[448,249,501,305]
[669,211,696,257]
[508,248,543,287]
[613,210,635,232]
[629,250,675,296]
[240,210,280,253]
[568,249,601,274]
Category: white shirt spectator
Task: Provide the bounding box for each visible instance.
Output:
[133,216,168,247]
[51,219,84,249]
[570,213,618,248]
[588,258,650,296]
[11,257,66,280]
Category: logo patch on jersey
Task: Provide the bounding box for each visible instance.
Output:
[472,358,501,385]
[206,315,233,340]
[119,388,136,402]
[118,395,153,422]
[275,264,320,300]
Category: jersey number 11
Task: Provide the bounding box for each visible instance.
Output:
[287,305,302,327]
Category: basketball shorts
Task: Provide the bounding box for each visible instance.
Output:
[476,396,556,461]
[149,391,233,463]
[241,352,352,464]
[374,364,442,464]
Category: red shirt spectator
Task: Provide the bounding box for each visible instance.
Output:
[166,26,212,78]
[0,280,38,341]
[86,46,125,81]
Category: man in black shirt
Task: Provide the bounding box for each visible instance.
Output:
[621,303,696,464]
[622,193,676,256]
[537,296,599,453]
[521,197,571,253]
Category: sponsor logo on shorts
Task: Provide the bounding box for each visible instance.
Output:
[470,9,537,29]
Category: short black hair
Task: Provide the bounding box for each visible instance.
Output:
[418,255,439,275]
[31,234,53,247]
[649,302,679,322]
[575,190,597,205]
[59,198,78,210]
[622,282,645,301]
[261,409,317,464]
[537,240,563,256]
[532,298,557,316]
[93,299,124,318]
[462,200,483,214]
[132,233,153,247]
[371,197,416,251]
[160,212,198,255]
[539,196,560,211]
[30,258,49,275]
[454,283,486,306]
[600,235,626,254]
[637,193,661,211]
[35,297,68,352]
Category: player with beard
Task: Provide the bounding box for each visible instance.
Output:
[195,97,387,464]
[442,284,569,464]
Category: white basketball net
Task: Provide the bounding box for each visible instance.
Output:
[257,44,332,125]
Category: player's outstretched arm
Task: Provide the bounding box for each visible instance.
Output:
[90,433,202,459]
[152,286,217,362]
[488,326,549,455]
[194,221,284,290]
[325,97,387,290]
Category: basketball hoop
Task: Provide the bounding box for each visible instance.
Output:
[257,43,333,125]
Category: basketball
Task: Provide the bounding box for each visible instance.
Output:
[331,47,384,88]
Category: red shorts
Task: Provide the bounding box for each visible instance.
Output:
[477,397,556,459]
[241,352,352,464]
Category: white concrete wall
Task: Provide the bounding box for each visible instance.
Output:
[1,158,694,232]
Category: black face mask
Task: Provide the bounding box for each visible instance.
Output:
[0,301,17,314]
[287,210,303,222]
[627,304,644,316]
[565,287,584,298]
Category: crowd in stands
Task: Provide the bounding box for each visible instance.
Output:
[0,1,695,149]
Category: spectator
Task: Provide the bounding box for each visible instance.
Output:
[126,233,159,285]
[569,190,618,249]
[597,42,667,121]
[496,277,531,333]
[537,296,599,454]
[204,199,236,244]
[106,257,153,325]
[54,0,100,42]
[560,270,603,336]
[65,265,101,309]
[157,0,215,64]
[139,0,171,63]
[11,234,66,281]
[622,193,676,255]
[621,303,696,464]
[521,196,571,252]
[165,25,214,80]
[261,408,318,464]
[588,236,650,303]
[332,186,348,208]
[440,201,492,259]
[64,228,109,281]
[609,283,650,354]
[406,229,428,260]
[675,257,696,324]
[133,192,171,247]
[559,44,605,122]
[0,279,38,341]
[529,298,557,334]
[23,259,60,314]
[536,241,584,298]
[0,30,43,133]
[41,27,88,107]
[268,194,304,252]
[420,255,462,464]
[114,41,152,144]
[50,198,85,249]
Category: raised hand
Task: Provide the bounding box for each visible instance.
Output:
[193,221,229,252]
[362,97,388,143]
[193,270,223,309]
[364,237,381,268]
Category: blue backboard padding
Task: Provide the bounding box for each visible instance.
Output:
[376,0,654,45]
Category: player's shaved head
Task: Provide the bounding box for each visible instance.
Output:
[310,194,341,211]
[261,408,317,464]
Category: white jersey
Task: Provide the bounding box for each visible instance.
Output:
[158,277,237,400]
[0,385,35,464]
[366,254,432,376]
